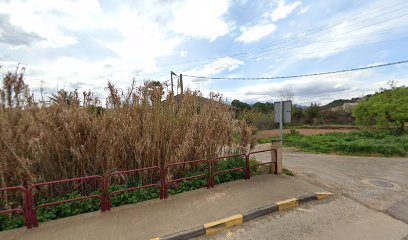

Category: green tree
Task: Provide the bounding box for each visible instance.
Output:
[353,87,408,134]
[291,104,303,123]
[304,103,321,124]
[231,99,252,112]
[253,102,274,114]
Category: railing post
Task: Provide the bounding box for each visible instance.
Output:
[23,188,32,228]
[100,177,107,212]
[207,159,211,189]
[104,176,111,211]
[245,154,251,180]
[27,187,39,228]
[211,158,215,188]
[161,167,166,199]
[271,141,282,174]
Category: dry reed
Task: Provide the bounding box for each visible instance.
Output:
[0,69,254,194]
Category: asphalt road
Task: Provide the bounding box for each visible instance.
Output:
[282,149,408,223]
[204,148,408,240]
[200,196,408,240]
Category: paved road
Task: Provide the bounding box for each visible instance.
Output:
[282,149,408,223]
[206,148,408,240]
[200,196,408,240]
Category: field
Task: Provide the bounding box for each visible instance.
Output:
[258,130,408,157]
[256,127,356,139]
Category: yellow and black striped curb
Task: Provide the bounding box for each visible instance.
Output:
[151,192,333,240]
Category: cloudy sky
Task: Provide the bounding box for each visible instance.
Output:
[1,0,408,105]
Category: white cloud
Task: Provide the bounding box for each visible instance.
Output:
[270,0,302,22]
[185,57,243,82]
[291,16,408,60]
[298,6,309,15]
[180,50,188,58]
[0,0,105,48]
[169,0,233,41]
[223,69,408,105]
[105,8,183,74]
[236,23,277,43]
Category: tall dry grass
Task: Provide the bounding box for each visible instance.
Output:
[0,69,254,193]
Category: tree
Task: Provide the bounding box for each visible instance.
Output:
[291,104,304,123]
[353,87,408,134]
[231,99,252,112]
[304,103,321,124]
[253,102,274,114]
[279,90,294,101]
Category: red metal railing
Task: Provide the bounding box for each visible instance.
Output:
[28,175,106,228]
[104,166,162,210]
[163,159,210,199]
[0,186,31,228]
[247,149,278,179]
[1,147,280,229]
[211,153,249,188]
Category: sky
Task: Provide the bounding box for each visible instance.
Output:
[1,0,408,105]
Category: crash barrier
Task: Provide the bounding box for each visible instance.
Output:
[0,148,279,229]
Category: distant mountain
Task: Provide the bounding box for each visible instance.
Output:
[321,98,360,110]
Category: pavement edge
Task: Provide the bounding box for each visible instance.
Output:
[151,192,332,239]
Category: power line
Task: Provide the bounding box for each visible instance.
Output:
[168,0,408,70]
[182,60,408,80]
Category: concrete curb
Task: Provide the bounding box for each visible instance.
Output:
[151,192,333,239]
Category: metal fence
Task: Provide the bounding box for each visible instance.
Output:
[0,148,278,229]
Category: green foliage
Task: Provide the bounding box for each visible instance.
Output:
[231,99,252,112]
[0,215,25,231]
[252,102,274,114]
[291,105,304,123]
[304,103,321,124]
[259,130,408,156]
[231,100,275,130]
[321,98,360,110]
[240,110,274,130]
[321,109,354,125]
[213,156,246,184]
[353,87,408,134]
[282,168,295,176]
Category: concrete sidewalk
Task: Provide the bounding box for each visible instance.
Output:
[1,174,324,240]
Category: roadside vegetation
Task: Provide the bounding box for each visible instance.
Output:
[1,155,274,230]
[251,84,408,157]
[0,68,256,230]
[258,130,408,157]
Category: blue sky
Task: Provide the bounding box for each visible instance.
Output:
[0,0,407,105]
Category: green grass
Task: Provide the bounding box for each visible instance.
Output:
[282,168,295,176]
[258,130,408,157]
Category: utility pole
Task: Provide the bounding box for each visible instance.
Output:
[279,101,283,143]
[170,71,177,94]
[179,73,183,94]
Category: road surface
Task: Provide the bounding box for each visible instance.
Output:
[204,148,408,239]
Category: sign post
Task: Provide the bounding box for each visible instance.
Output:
[274,100,292,143]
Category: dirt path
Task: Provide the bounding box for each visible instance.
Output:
[256,128,355,138]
